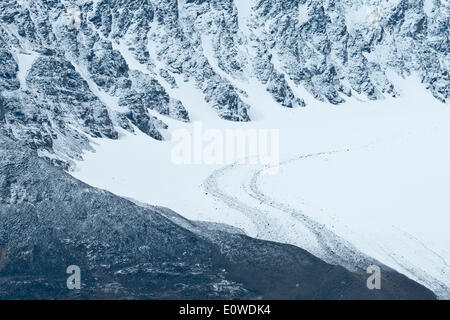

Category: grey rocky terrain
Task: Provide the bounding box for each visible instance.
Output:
[0,0,448,169]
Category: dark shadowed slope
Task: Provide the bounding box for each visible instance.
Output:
[0,131,436,300]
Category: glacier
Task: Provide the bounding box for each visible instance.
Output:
[0,0,449,299]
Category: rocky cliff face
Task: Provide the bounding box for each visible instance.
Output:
[0,1,447,299]
[0,0,448,168]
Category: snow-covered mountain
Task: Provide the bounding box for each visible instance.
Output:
[0,0,449,300]
[0,0,448,168]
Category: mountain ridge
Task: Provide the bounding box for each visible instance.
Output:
[0,0,448,168]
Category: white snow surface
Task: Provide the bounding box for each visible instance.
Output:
[423,0,434,16]
[234,0,253,36]
[16,52,38,90]
[72,74,450,298]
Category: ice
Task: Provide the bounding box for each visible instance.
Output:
[72,73,450,297]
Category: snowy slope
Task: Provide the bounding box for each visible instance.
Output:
[72,74,450,298]
[1,0,449,299]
